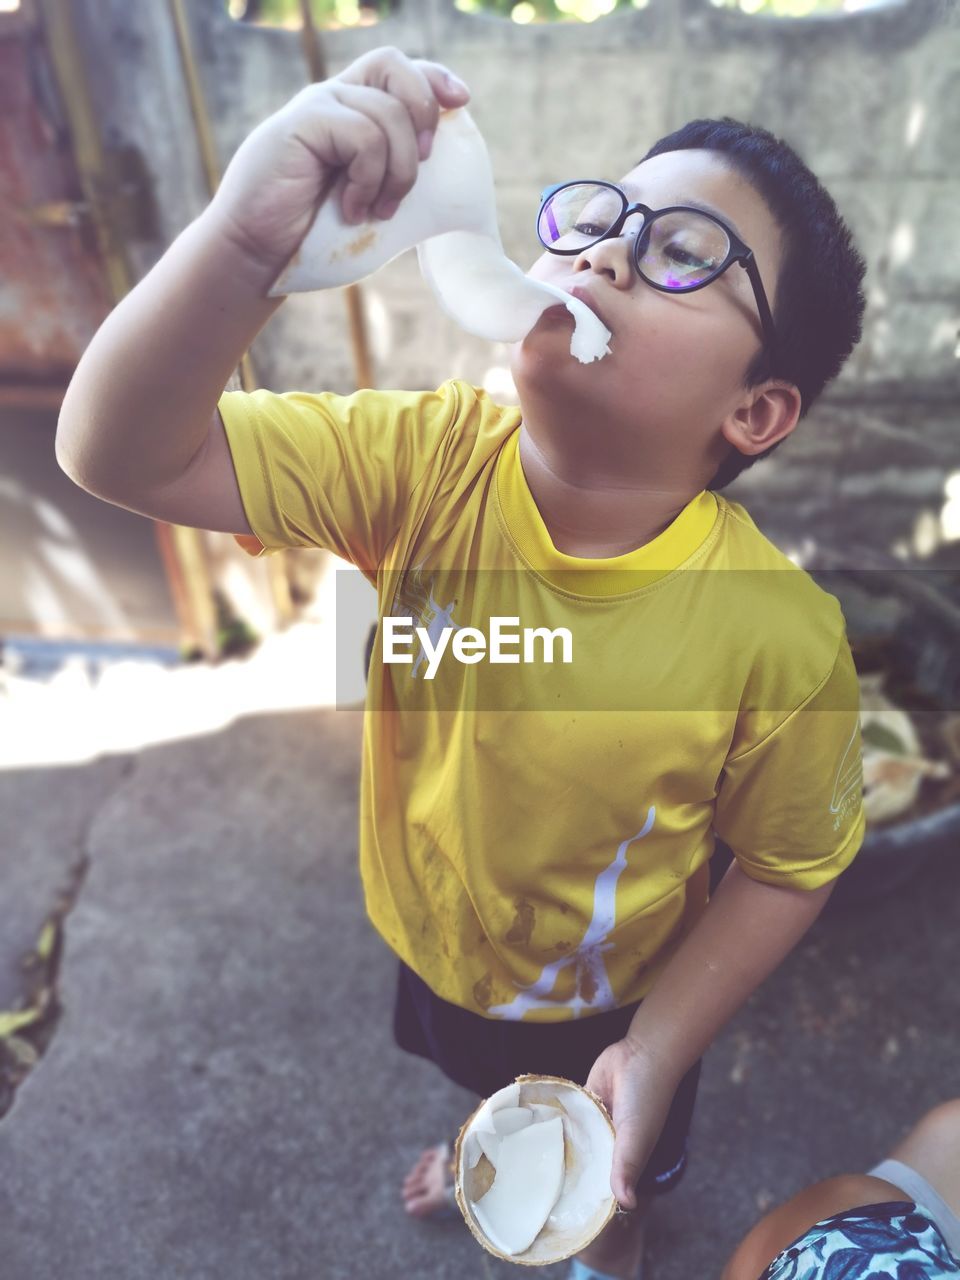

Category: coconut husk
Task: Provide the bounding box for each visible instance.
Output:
[860,678,953,825]
[453,1073,618,1266]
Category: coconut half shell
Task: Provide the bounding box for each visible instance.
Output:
[453,1074,618,1266]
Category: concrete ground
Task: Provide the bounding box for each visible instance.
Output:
[1,692,957,1279]
[0,408,179,645]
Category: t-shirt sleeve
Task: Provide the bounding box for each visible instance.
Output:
[712,632,867,890]
[216,380,461,574]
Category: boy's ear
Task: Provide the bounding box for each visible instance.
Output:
[720,381,802,459]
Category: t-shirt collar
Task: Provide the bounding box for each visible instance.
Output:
[495,426,718,597]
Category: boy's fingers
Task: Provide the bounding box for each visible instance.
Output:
[331,51,470,219]
[338,47,469,142]
[613,1147,642,1208]
[411,58,471,108]
[405,60,470,160]
[327,83,420,220]
[610,1102,653,1210]
[339,49,437,140]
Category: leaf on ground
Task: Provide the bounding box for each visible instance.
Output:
[2,1034,39,1079]
[940,715,960,766]
[861,721,909,755]
[35,921,57,963]
[0,1006,42,1037]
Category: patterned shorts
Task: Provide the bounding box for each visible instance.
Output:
[759,1200,960,1279]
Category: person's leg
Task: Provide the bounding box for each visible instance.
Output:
[870,1098,960,1256]
[402,1139,472,1218]
[883,1099,960,1217]
[572,1197,651,1279]
[392,959,484,1217]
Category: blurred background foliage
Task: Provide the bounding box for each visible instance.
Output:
[226,0,892,30]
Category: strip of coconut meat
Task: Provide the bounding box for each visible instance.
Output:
[472,1115,566,1256]
[267,109,613,365]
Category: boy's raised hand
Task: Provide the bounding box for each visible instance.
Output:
[208,45,470,284]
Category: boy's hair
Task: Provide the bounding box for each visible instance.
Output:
[639,117,868,491]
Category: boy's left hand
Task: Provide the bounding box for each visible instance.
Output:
[584,1037,680,1211]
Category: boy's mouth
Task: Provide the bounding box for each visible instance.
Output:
[542,286,609,330]
[557,284,608,330]
[533,282,615,362]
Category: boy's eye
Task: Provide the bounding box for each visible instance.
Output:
[665,243,715,270]
[572,221,610,238]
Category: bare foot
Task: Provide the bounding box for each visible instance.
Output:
[401,1143,454,1218]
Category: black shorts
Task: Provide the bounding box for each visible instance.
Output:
[392,958,700,1195]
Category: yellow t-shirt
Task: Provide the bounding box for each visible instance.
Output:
[218,378,866,1023]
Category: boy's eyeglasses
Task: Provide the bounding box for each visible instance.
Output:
[537,180,779,370]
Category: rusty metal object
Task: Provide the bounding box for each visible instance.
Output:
[22,0,219,655]
[0,34,114,385]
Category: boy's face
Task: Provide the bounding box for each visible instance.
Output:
[509,148,790,486]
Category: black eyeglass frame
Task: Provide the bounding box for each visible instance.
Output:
[538,180,779,370]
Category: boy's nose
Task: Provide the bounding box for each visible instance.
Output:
[573,237,638,288]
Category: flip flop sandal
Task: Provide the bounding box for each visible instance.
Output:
[568,1260,644,1280]
[567,1220,649,1280]
[405,1141,461,1223]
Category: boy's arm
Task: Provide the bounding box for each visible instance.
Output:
[55,208,282,518]
[587,860,835,1209]
[55,48,470,524]
[626,858,834,1075]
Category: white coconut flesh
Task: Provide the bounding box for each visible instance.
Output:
[267,108,613,365]
[456,1075,616,1264]
[472,1116,566,1257]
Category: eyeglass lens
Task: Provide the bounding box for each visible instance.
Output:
[538,183,730,290]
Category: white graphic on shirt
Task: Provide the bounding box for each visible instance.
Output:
[410,590,466,678]
[829,722,863,829]
[393,559,465,679]
[487,806,657,1021]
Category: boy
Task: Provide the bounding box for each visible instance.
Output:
[55,45,869,1280]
